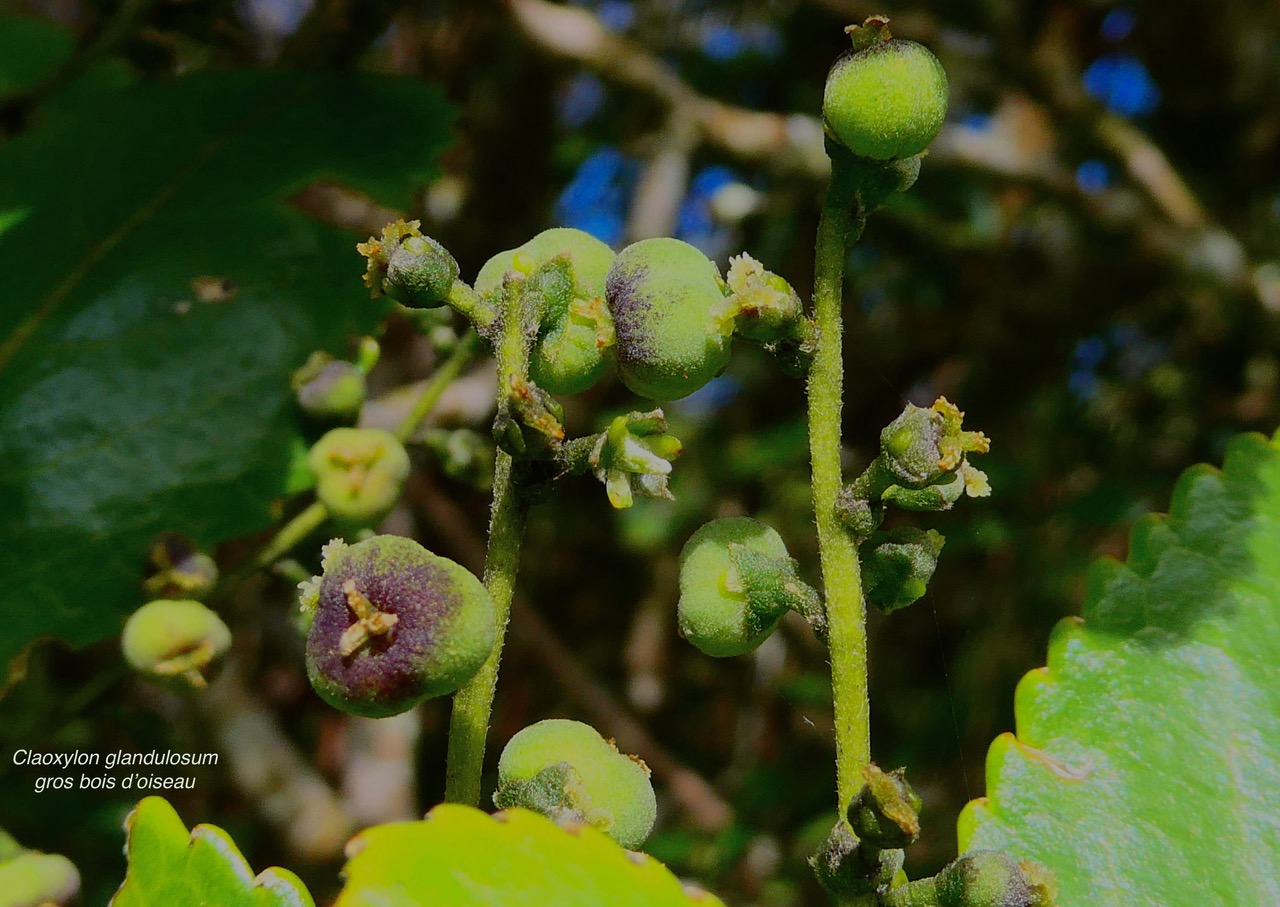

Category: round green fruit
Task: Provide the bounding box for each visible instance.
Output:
[494,718,657,850]
[476,228,617,395]
[308,428,411,525]
[823,39,948,160]
[677,517,790,657]
[936,851,1035,907]
[121,599,232,689]
[303,536,495,718]
[606,238,733,401]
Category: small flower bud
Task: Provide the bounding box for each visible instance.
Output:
[493,376,567,460]
[494,718,657,850]
[291,351,366,422]
[934,850,1040,907]
[308,428,411,525]
[423,427,494,490]
[588,409,682,509]
[823,21,948,161]
[834,490,884,541]
[846,765,922,849]
[121,599,232,690]
[721,253,804,345]
[809,821,903,898]
[861,527,945,615]
[878,397,990,494]
[141,532,218,601]
[302,535,496,718]
[358,219,460,309]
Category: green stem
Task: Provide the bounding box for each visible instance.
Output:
[807,154,871,821]
[444,279,534,806]
[395,329,483,443]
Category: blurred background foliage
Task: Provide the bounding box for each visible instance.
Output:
[0,0,1278,904]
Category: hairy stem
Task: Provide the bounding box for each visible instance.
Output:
[395,329,483,443]
[808,153,870,822]
[444,281,534,806]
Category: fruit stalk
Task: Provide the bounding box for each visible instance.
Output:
[445,280,534,806]
[808,151,873,833]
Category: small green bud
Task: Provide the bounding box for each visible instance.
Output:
[477,228,618,395]
[722,253,804,345]
[308,428,411,525]
[303,535,495,718]
[588,409,683,509]
[494,718,657,850]
[934,851,1038,907]
[854,154,925,210]
[494,375,567,460]
[606,238,734,401]
[834,491,884,541]
[846,765,922,849]
[809,821,903,898]
[861,527,945,615]
[823,22,948,161]
[879,397,990,493]
[358,219,460,309]
[121,599,232,690]
[0,849,80,906]
[423,427,494,490]
[141,532,218,601]
[291,351,366,422]
[678,517,818,656]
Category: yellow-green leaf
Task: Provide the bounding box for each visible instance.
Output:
[110,797,314,907]
[336,804,725,907]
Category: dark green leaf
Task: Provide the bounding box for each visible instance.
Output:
[0,70,451,670]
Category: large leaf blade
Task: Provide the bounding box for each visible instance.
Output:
[0,70,450,668]
[959,431,1280,905]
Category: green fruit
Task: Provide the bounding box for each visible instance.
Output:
[823,39,948,160]
[358,219,459,309]
[0,851,80,906]
[935,851,1035,907]
[291,351,366,422]
[121,599,232,689]
[308,428,411,525]
[303,536,495,718]
[476,228,617,395]
[606,238,733,401]
[141,532,219,600]
[494,718,657,850]
[677,517,792,657]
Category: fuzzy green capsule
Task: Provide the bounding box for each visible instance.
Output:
[476,228,617,395]
[121,599,231,690]
[606,238,734,401]
[358,219,459,309]
[301,536,495,718]
[678,517,803,657]
[823,35,948,161]
[494,718,657,850]
[308,428,411,525]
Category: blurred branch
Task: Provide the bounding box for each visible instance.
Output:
[506,0,829,178]
[278,0,408,68]
[341,711,422,825]
[625,110,698,241]
[197,660,355,861]
[407,471,735,832]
